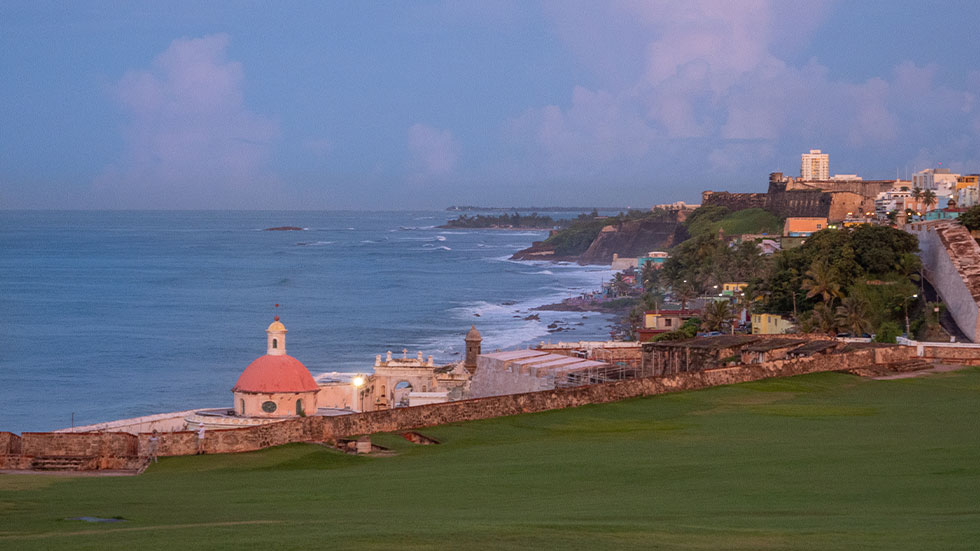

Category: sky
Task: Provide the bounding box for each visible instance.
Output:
[1,1,979,210]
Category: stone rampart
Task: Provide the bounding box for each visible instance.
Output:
[1,346,915,470]
[0,432,22,455]
[701,191,767,212]
[907,221,980,342]
[20,431,137,458]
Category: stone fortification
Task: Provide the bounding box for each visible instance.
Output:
[907,221,980,342]
[1,344,917,471]
[701,191,768,211]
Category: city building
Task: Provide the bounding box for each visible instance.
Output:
[956,175,980,208]
[783,217,828,237]
[638,251,669,270]
[751,313,795,335]
[721,282,748,296]
[801,149,829,180]
[912,168,959,198]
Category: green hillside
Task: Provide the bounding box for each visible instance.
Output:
[686,206,782,238]
[2,368,978,550]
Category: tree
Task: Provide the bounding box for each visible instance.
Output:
[911,187,923,213]
[610,273,631,297]
[674,282,698,312]
[835,295,873,336]
[810,303,838,335]
[922,189,937,212]
[641,262,661,293]
[958,205,980,231]
[701,300,735,333]
[801,260,842,306]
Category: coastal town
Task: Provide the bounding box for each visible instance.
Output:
[4,148,980,473]
[3,4,979,548]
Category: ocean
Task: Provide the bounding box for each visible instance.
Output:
[0,211,615,432]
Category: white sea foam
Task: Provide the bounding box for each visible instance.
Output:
[435,235,447,241]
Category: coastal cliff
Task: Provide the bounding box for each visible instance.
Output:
[578,219,688,264]
[511,217,687,265]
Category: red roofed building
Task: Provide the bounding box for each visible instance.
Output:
[232,317,319,418]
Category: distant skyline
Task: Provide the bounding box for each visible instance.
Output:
[2,1,979,210]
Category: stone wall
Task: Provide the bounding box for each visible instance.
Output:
[20,431,137,458]
[0,431,22,455]
[908,221,980,342]
[1,346,917,470]
[701,191,768,211]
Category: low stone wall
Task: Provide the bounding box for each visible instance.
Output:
[20,431,137,458]
[919,345,980,365]
[3,347,906,469]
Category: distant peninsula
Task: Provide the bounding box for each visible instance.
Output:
[440,212,569,230]
[263,226,305,231]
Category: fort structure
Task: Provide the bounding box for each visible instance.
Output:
[6,334,953,473]
[907,220,980,342]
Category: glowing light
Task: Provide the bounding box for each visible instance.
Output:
[352,376,365,387]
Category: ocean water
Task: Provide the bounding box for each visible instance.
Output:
[0,211,615,432]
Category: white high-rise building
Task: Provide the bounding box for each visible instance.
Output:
[912,168,959,197]
[801,149,829,180]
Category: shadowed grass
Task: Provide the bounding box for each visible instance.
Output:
[1,369,978,550]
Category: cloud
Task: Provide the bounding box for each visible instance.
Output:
[94,34,279,208]
[407,123,458,178]
[508,1,979,188]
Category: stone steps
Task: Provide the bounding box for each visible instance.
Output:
[30,456,93,471]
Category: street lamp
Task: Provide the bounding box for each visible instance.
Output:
[904,294,919,336]
[352,375,366,412]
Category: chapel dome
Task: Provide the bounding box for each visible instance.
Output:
[232,354,319,393]
[267,318,286,333]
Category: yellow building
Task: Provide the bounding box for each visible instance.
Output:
[751,313,795,335]
[783,217,828,237]
[722,282,748,296]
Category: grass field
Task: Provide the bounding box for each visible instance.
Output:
[2,369,979,550]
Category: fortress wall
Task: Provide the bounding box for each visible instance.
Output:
[2,346,917,468]
[0,432,22,456]
[701,191,767,211]
[20,431,137,458]
[909,221,980,342]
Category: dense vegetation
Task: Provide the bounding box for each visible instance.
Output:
[957,204,980,231]
[3,370,978,550]
[442,212,563,229]
[635,205,930,340]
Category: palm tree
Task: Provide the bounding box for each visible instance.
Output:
[895,252,923,292]
[911,187,923,213]
[835,295,873,336]
[811,303,838,335]
[610,273,630,297]
[674,282,697,313]
[641,262,660,294]
[801,260,842,306]
[701,300,735,333]
[922,189,937,213]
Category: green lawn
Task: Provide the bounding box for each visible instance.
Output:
[2,369,979,550]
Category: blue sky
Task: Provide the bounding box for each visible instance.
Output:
[2,1,978,209]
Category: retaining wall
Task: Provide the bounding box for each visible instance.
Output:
[908,221,980,342]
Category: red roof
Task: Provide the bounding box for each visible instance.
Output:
[232,354,319,393]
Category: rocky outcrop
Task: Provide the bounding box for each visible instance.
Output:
[577,219,687,265]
